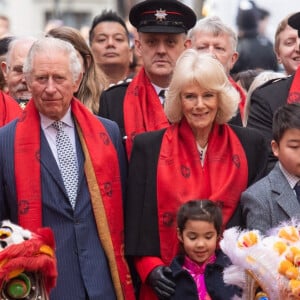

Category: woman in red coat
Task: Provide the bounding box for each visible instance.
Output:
[125,49,268,300]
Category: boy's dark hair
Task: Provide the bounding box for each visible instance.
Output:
[272,103,300,144]
[177,200,223,236]
[89,10,130,44]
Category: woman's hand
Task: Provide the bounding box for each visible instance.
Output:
[147,266,176,299]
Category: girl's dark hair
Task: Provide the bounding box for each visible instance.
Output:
[177,199,223,235]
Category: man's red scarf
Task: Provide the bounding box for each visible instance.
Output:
[0,91,22,127]
[229,76,246,121]
[287,67,300,103]
[123,67,169,158]
[14,98,134,299]
[157,118,248,264]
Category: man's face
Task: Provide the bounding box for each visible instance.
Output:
[27,50,81,120]
[135,32,190,86]
[90,21,132,70]
[192,31,238,75]
[2,42,33,100]
[276,25,300,75]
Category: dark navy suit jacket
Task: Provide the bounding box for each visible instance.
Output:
[0,115,126,300]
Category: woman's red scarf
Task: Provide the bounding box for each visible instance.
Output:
[0,91,22,127]
[123,67,169,158]
[157,119,248,264]
[14,98,134,299]
[287,67,300,103]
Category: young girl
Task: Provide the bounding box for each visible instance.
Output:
[169,199,241,300]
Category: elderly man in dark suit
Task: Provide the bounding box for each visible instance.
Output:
[0,37,134,300]
[247,11,300,172]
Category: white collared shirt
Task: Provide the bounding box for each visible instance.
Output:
[40,107,77,166]
[279,162,300,195]
[152,83,167,105]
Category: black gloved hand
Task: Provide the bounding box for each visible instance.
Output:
[147,266,176,299]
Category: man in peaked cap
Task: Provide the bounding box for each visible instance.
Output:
[247,11,300,173]
[98,0,196,159]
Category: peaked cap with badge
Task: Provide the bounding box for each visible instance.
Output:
[129,0,197,34]
[288,11,300,37]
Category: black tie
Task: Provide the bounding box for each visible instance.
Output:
[294,183,300,202]
[159,90,166,106]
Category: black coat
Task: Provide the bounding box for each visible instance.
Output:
[246,75,293,172]
[99,81,130,139]
[125,124,268,257]
[169,250,241,300]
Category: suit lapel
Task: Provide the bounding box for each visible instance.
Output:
[270,164,300,217]
[75,129,85,194]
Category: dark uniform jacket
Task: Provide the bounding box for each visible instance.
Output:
[99,81,130,139]
[169,250,241,300]
[246,75,293,172]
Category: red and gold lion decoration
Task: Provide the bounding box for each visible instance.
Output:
[0,220,57,300]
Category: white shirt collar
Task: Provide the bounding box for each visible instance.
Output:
[40,107,74,130]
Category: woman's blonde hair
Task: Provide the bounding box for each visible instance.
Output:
[165,49,240,124]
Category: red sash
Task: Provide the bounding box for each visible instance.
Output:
[0,91,22,126]
[287,67,300,103]
[229,76,246,121]
[157,119,248,264]
[123,68,169,158]
[14,98,134,299]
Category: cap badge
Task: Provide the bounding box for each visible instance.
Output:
[155,9,167,21]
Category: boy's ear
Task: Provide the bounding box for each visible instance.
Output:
[177,228,183,243]
[271,140,279,157]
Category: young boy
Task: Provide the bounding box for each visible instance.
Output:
[241,103,300,234]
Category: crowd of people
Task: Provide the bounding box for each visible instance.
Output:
[0,0,300,299]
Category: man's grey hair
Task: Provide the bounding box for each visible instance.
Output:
[188,16,238,51]
[6,36,37,67]
[23,37,82,83]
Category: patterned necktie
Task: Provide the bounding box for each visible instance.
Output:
[295,183,300,203]
[52,121,78,209]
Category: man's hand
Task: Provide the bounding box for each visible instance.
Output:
[147,266,176,299]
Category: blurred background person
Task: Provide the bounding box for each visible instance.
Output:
[274,13,300,75]
[1,36,36,109]
[243,70,286,126]
[231,0,278,74]
[0,15,10,39]
[0,36,15,92]
[246,11,300,172]
[89,10,133,86]
[47,26,108,114]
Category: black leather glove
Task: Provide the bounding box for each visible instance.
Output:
[147,266,176,299]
